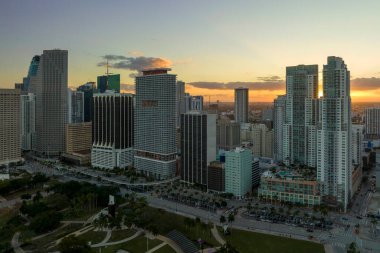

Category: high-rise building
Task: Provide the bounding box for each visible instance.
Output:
[216,117,240,151]
[184,93,203,112]
[180,112,217,185]
[97,74,120,93]
[62,122,92,165]
[23,55,40,92]
[225,147,252,198]
[21,93,36,151]
[29,50,68,157]
[207,161,225,192]
[0,89,22,166]
[68,89,84,123]
[317,56,352,211]
[134,68,177,179]
[241,123,272,158]
[365,108,380,139]
[252,158,260,188]
[77,82,96,122]
[352,124,364,166]
[234,87,249,123]
[92,93,134,169]
[176,81,186,127]
[283,65,318,167]
[273,95,286,161]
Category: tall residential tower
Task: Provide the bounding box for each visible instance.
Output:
[234,87,249,123]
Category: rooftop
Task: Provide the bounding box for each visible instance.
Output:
[142,68,171,76]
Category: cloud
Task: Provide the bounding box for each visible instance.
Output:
[97,55,172,77]
[128,50,144,57]
[351,77,380,91]
[187,81,285,91]
[257,75,283,82]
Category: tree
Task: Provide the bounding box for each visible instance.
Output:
[30,211,62,233]
[220,215,226,224]
[33,191,42,203]
[347,242,360,253]
[228,213,235,223]
[58,235,91,253]
[21,193,31,200]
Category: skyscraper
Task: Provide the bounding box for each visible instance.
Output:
[23,55,40,92]
[176,81,186,127]
[352,124,364,166]
[216,117,240,151]
[234,87,249,123]
[184,93,203,112]
[273,95,286,161]
[241,123,272,158]
[283,65,318,167]
[21,93,36,151]
[181,111,217,185]
[67,89,84,123]
[365,108,380,139]
[317,56,352,211]
[29,50,68,157]
[134,68,177,179]
[0,89,22,166]
[97,74,120,93]
[77,82,96,122]
[92,93,134,169]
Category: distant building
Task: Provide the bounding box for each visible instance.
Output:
[252,158,260,188]
[365,108,380,139]
[20,93,36,151]
[92,93,134,169]
[225,148,252,198]
[28,50,68,157]
[234,87,249,123]
[176,81,186,128]
[181,111,217,185]
[352,125,364,166]
[262,108,273,121]
[273,95,286,161]
[184,93,203,112]
[376,149,380,191]
[97,74,120,93]
[0,89,22,166]
[208,103,219,114]
[68,89,84,123]
[258,169,321,206]
[134,68,177,179]
[62,122,92,165]
[23,55,40,92]
[77,82,96,122]
[241,123,272,158]
[216,117,240,151]
[207,161,225,192]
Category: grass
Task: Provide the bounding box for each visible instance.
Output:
[108,228,137,242]
[155,244,177,253]
[77,230,107,245]
[223,228,325,253]
[99,235,162,253]
[0,207,17,227]
[145,206,219,247]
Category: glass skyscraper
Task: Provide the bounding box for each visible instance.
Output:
[97,74,120,93]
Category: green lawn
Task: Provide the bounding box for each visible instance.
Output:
[108,229,137,242]
[224,228,325,253]
[77,230,107,245]
[155,244,176,253]
[99,235,162,253]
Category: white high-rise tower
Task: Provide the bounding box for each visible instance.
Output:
[317,56,352,212]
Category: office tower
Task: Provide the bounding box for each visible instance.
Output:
[92,93,134,169]
[241,123,272,158]
[23,55,40,92]
[225,147,252,198]
[207,161,225,192]
[77,82,96,122]
[216,117,240,151]
[184,93,203,112]
[176,81,186,127]
[21,93,36,151]
[317,56,352,211]
[283,64,318,167]
[67,89,84,123]
[0,89,22,166]
[252,158,260,188]
[234,87,249,123]
[181,112,217,185]
[273,95,286,161]
[365,108,380,139]
[15,83,24,91]
[134,68,177,179]
[29,50,68,157]
[97,74,120,93]
[62,122,92,165]
[352,125,364,166]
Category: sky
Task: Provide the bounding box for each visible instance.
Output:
[1,0,380,102]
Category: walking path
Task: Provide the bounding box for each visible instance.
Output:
[91,229,143,247]
[11,232,25,253]
[211,224,226,245]
[156,235,184,253]
[146,242,167,253]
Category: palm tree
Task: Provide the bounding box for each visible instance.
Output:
[220,215,226,224]
[347,242,360,253]
[228,213,235,223]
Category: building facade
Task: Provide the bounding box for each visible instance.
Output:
[0,89,22,166]
[77,82,96,122]
[97,74,120,93]
[352,124,364,166]
[317,56,352,211]
[216,117,240,151]
[273,95,286,161]
[207,161,225,192]
[365,108,380,139]
[176,81,186,128]
[68,89,84,123]
[92,93,134,169]
[180,112,217,185]
[241,123,273,158]
[234,87,249,123]
[225,148,252,198]
[28,49,68,157]
[134,68,177,179]
[20,93,36,151]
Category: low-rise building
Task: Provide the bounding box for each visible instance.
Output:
[258,169,321,206]
[207,161,225,192]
